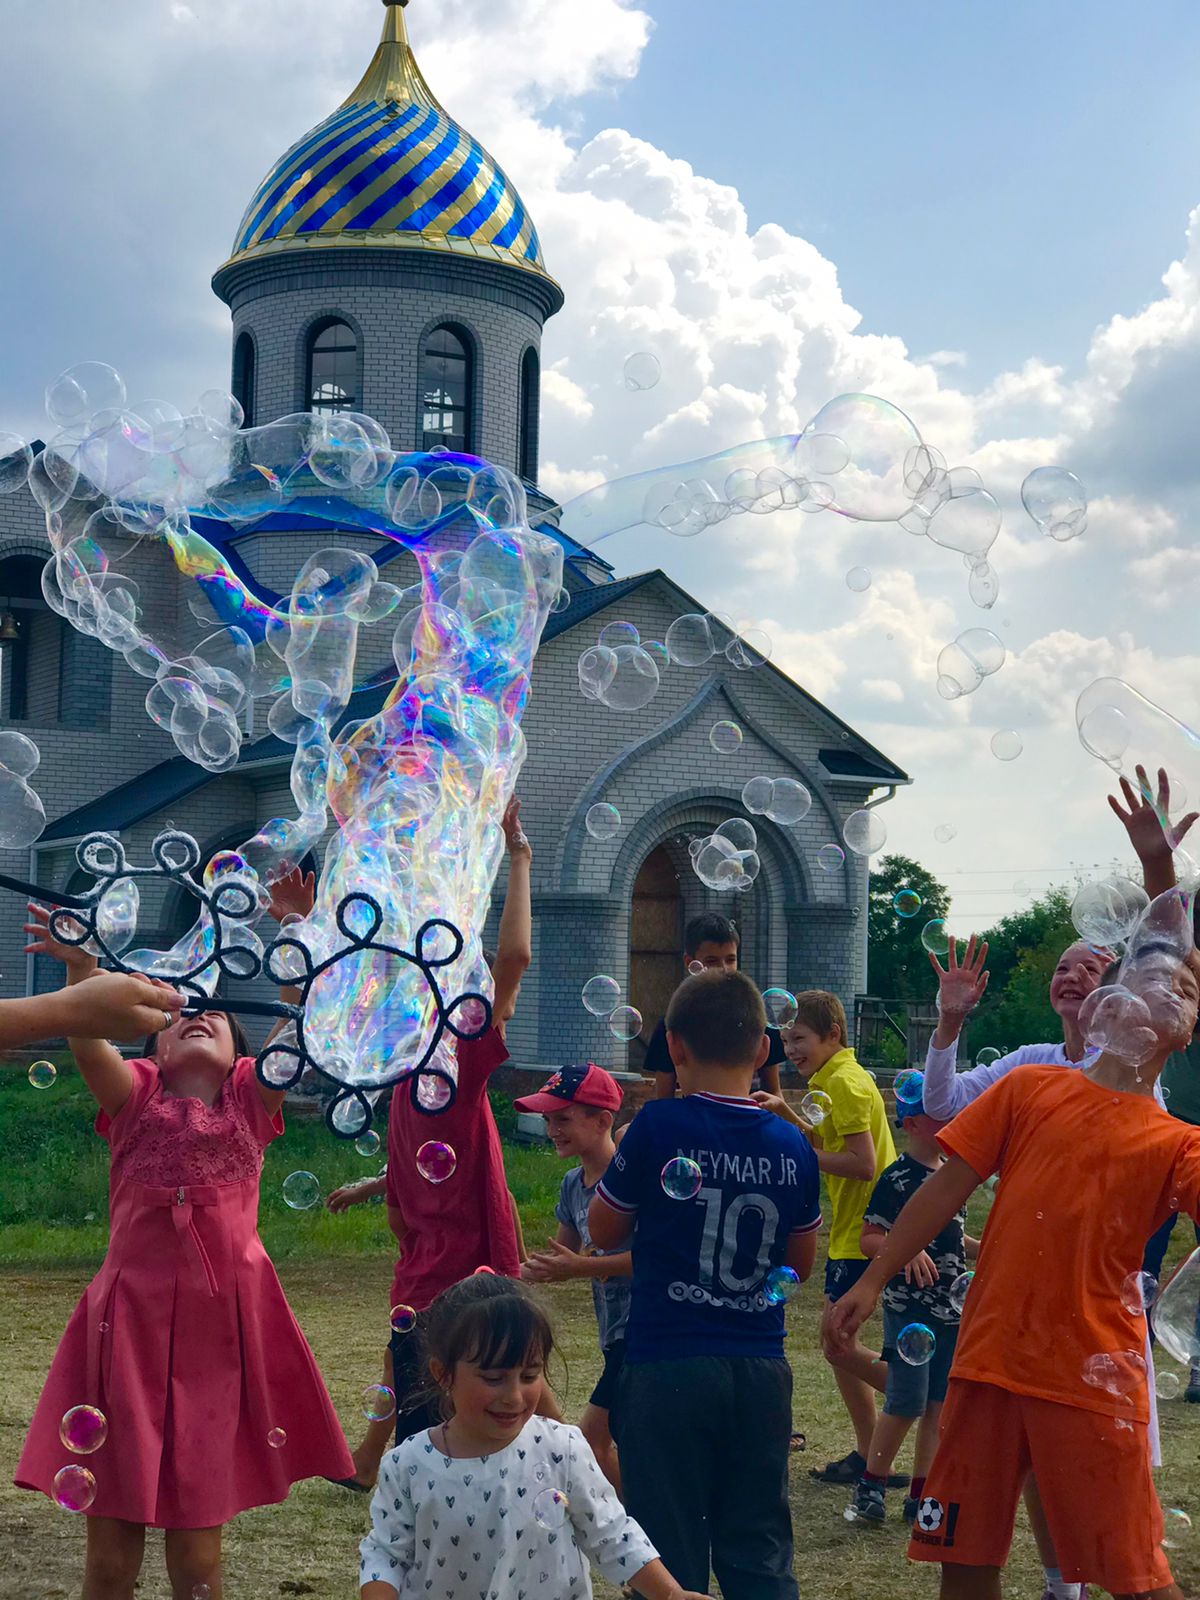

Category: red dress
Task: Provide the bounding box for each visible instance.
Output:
[386,1028,520,1311]
[15,1057,354,1527]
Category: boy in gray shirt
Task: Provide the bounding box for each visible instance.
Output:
[517,1063,630,1490]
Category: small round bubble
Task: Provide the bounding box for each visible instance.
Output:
[533,1486,571,1529]
[598,620,640,649]
[897,1323,936,1366]
[845,567,872,593]
[608,1005,643,1042]
[60,1405,108,1455]
[687,959,706,976]
[921,919,950,956]
[763,987,798,1027]
[1156,1370,1182,1400]
[843,808,887,856]
[192,1587,212,1600]
[975,1047,1002,1067]
[1163,1507,1193,1546]
[893,889,922,918]
[624,352,661,392]
[709,721,743,754]
[800,1089,833,1127]
[416,1141,457,1183]
[282,1171,320,1211]
[391,1304,418,1335]
[355,1130,381,1159]
[949,1272,974,1315]
[665,613,714,667]
[267,1427,287,1449]
[933,823,957,844]
[1120,1270,1158,1316]
[894,1069,924,1107]
[52,1464,97,1513]
[661,1155,703,1200]
[28,1060,57,1090]
[763,1265,800,1305]
[990,729,1023,762]
[362,1384,396,1422]
[582,975,622,1016]
[585,803,622,841]
[817,844,845,873]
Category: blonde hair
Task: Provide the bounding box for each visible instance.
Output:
[790,990,848,1046]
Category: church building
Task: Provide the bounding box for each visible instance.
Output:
[0,1,907,1070]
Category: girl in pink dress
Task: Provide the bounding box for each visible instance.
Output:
[16,887,354,1599]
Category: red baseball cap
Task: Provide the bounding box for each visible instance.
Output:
[515,1063,623,1116]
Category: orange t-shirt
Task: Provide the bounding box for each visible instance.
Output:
[939,1064,1200,1422]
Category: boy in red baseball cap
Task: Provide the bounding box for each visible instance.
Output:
[517,1064,630,1490]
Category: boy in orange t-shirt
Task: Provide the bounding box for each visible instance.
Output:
[824,936,1200,1600]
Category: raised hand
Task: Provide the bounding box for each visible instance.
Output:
[23,900,96,975]
[268,865,316,923]
[1108,764,1199,865]
[502,797,532,862]
[930,934,989,1021]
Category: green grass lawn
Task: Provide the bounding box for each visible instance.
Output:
[2,1065,1199,1598]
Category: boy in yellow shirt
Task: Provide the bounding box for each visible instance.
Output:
[755,990,898,1486]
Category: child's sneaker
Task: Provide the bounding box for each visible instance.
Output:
[847,1480,885,1523]
[1186,1366,1200,1402]
[902,1493,918,1524]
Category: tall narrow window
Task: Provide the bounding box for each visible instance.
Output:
[421,325,473,453]
[232,332,256,428]
[307,320,359,414]
[518,347,540,481]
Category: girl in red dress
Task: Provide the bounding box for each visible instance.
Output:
[16,881,354,1600]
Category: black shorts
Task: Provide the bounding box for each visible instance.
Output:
[589,1339,626,1412]
[390,1314,439,1445]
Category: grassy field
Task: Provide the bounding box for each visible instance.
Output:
[2,1065,1199,1598]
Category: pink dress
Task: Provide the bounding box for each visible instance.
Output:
[15,1057,354,1527]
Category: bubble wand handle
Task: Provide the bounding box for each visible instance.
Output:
[0,871,91,910]
[182,996,303,1023]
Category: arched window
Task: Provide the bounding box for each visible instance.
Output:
[307,319,359,414]
[421,325,473,453]
[231,332,256,428]
[517,347,540,481]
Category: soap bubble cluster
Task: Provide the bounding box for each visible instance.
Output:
[0,730,47,849]
[1071,876,1148,947]
[689,817,761,892]
[1153,1247,1200,1367]
[742,775,812,826]
[1081,1349,1146,1397]
[1021,466,1088,541]
[936,628,1006,700]
[577,623,660,711]
[1078,887,1196,1068]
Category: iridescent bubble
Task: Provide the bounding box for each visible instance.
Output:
[354,1129,381,1159]
[661,1156,703,1200]
[800,1089,833,1126]
[28,1060,57,1090]
[920,920,950,956]
[892,889,922,918]
[665,613,715,667]
[897,1323,936,1366]
[800,395,923,522]
[598,620,640,649]
[765,778,812,827]
[990,729,1022,762]
[845,567,872,593]
[362,1384,396,1422]
[585,802,622,841]
[817,843,845,873]
[416,1142,457,1184]
[1081,1350,1146,1396]
[949,1272,974,1315]
[933,823,957,844]
[709,721,744,754]
[59,1406,108,1455]
[1120,1270,1158,1316]
[281,1171,320,1210]
[624,352,662,392]
[763,987,798,1026]
[843,808,887,856]
[741,776,774,815]
[643,640,669,667]
[1021,466,1087,541]
[894,1069,924,1107]
[608,1005,643,1042]
[52,1464,97,1513]
[1163,1507,1193,1547]
[582,975,621,1016]
[533,1486,571,1529]
[267,1427,287,1449]
[391,1304,418,1335]
[763,1265,800,1305]
[975,1047,1002,1067]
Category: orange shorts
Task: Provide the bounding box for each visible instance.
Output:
[909,1378,1171,1594]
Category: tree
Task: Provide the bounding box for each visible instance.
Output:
[867,855,952,1000]
[975,886,1077,1049]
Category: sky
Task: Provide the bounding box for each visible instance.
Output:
[2,0,1199,931]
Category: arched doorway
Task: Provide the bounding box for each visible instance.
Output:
[627,844,683,1070]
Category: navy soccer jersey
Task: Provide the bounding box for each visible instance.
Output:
[597,1091,822,1361]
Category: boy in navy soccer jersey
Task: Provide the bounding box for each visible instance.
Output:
[590,970,821,1600]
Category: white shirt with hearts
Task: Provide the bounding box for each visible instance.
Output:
[359,1416,658,1599]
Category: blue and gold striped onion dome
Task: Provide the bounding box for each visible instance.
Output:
[221,2,555,287]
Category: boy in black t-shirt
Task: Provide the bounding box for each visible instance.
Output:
[647,911,784,1098]
[848,1071,978,1527]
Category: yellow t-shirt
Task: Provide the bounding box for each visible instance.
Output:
[809,1047,896,1261]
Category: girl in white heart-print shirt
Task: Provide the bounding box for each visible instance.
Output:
[359,1274,707,1600]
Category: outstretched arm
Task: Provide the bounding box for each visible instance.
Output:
[924,936,992,1120]
[492,799,533,1028]
[1109,763,1197,900]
